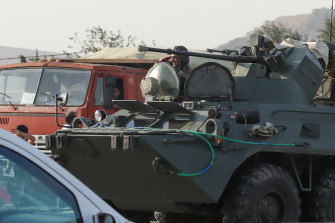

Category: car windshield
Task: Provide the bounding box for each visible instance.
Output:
[0,68,91,106]
[0,145,82,223]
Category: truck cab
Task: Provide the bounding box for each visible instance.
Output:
[0,60,149,152]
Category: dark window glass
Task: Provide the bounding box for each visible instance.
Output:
[94,77,104,105]
[0,145,82,223]
[35,68,91,106]
[0,69,41,105]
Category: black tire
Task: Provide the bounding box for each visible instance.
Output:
[309,167,335,222]
[222,163,301,223]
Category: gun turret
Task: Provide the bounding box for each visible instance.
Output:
[139,39,325,105]
[138,45,265,65]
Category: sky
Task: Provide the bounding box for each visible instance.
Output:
[0,0,332,53]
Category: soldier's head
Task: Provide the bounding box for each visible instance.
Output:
[11,124,29,139]
[172,46,189,70]
[16,124,28,134]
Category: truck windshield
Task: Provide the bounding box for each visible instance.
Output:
[35,69,91,106]
[0,69,41,105]
[0,68,91,106]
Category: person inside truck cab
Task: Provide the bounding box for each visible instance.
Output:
[111,85,124,112]
[11,125,35,145]
[114,85,123,100]
[157,45,192,101]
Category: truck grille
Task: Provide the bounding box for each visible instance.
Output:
[0,117,9,125]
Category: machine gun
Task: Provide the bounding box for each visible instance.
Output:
[138,45,266,65]
[206,48,238,55]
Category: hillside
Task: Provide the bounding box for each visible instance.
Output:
[0,46,60,65]
[0,8,332,64]
[218,8,331,50]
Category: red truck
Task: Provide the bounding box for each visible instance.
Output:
[0,59,154,152]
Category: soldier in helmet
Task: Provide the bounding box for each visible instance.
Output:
[158,46,192,101]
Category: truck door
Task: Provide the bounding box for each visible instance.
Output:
[90,74,125,116]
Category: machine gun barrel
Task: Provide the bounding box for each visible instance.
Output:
[206,48,238,55]
[138,45,265,64]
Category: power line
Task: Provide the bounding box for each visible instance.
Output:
[0,51,85,61]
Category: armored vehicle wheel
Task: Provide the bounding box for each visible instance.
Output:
[309,167,335,222]
[222,163,301,223]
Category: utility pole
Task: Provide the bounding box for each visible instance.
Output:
[35,48,38,62]
[331,0,333,42]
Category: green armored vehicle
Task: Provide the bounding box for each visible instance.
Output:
[47,36,335,222]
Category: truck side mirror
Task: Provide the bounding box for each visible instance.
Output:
[56,93,68,107]
[55,93,68,128]
[103,76,116,109]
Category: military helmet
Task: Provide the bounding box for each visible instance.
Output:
[173,46,189,70]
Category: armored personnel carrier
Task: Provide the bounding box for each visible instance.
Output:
[47,36,335,222]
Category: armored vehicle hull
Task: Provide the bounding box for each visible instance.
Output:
[50,101,335,221]
[47,39,335,222]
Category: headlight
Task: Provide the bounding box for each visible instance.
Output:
[94,109,107,122]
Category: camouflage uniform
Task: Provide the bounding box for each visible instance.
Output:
[172,46,192,99]
[155,46,192,101]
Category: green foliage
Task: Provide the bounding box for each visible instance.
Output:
[66,26,154,58]
[27,54,51,62]
[27,57,40,62]
[19,55,26,63]
[318,18,335,41]
[62,50,77,59]
[252,21,303,43]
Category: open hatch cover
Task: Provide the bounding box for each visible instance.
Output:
[146,101,193,115]
[184,62,235,101]
[112,100,158,113]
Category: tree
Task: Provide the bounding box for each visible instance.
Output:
[19,55,27,63]
[252,21,303,43]
[318,18,335,41]
[66,26,140,57]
